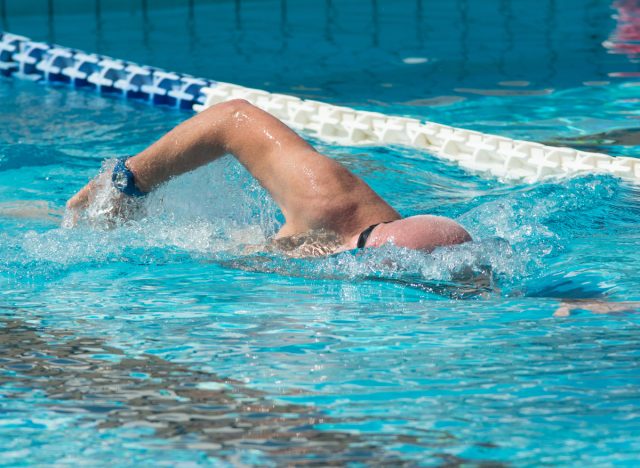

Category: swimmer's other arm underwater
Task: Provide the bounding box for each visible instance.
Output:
[67,99,472,256]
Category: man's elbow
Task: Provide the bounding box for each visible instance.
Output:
[203,98,255,119]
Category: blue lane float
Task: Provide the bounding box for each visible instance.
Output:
[0,31,212,110]
[2,31,639,183]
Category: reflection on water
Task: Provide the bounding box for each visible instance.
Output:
[0,314,504,465]
[606,0,640,59]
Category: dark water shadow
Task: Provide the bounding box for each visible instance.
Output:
[545,127,640,153]
[0,312,505,465]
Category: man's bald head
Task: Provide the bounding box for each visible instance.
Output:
[365,215,472,252]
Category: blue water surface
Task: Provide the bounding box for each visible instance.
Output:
[1,0,640,466]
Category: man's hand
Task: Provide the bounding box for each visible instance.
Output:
[66,174,104,211]
[64,169,135,228]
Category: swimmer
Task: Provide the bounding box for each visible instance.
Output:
[67,99,472,257]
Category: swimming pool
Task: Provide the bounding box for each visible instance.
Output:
[2,0,640,465]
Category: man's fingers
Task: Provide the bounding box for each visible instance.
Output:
[66,180,97,210]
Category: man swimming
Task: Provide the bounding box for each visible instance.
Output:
[67,99,472,256]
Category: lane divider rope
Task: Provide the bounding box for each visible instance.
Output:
[2,31,637,183]
[0,32,212,109]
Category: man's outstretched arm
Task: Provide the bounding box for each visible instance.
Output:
[67,99,315,211]
[67,99,399,239]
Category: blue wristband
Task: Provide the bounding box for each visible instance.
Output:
[111,158,147,197]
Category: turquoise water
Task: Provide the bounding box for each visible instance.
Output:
[2,0,640,465]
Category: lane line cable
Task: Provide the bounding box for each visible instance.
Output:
[2,32,637,184]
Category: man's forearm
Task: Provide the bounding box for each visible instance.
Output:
[67,99,313,215]
[125,101,237,192]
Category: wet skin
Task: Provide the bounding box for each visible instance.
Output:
[67,99,471,255]
[68,100,399,248]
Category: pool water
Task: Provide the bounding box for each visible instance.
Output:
[2,0,640,465]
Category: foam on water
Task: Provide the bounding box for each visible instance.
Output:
[3,150,634,304]
[2,160,502,292]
